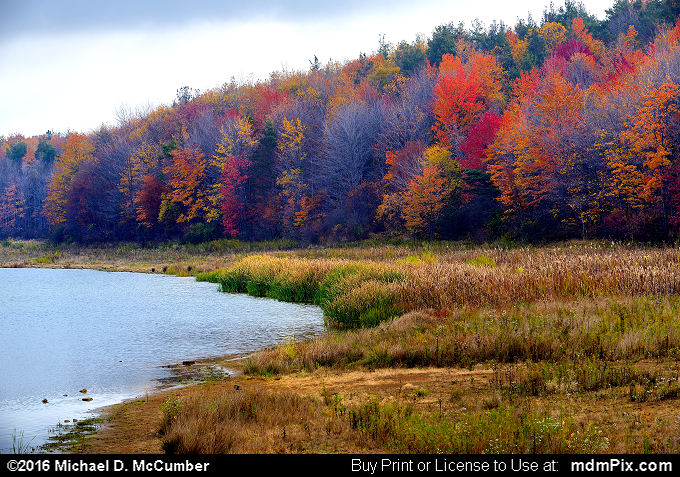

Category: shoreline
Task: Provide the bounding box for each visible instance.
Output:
[0,260,313,454]
[42,356,243,454]
[34,343,275,453]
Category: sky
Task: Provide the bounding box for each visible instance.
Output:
[0,0,614,138]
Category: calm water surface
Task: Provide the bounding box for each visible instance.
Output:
[0,268,325,453]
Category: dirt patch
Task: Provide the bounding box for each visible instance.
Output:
[77,366,504,453]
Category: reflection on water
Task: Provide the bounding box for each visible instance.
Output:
[0,268,325,453]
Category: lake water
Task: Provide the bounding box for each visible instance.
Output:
[0,268,325,453]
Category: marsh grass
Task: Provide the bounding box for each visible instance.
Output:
[400,246,680,310]
[197,243,680,330]
[5,239,680,313]
[242,298,680,374]
[465,254,497,267]
[0,238,293,275]
[11,430,35,454]
[159,395,186,436]
[31,251,63,264]
[197,256,405,328]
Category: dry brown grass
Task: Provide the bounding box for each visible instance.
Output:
[400,245,680,309]
[0,239,237,274]
[159,387,377,454]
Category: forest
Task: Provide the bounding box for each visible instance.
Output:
[2,0,680,244]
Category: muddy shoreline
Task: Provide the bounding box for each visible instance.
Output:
[39,355,245,453]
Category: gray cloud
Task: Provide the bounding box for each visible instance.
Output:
[1,0,415,42]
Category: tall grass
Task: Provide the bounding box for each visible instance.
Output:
[242,298,680,373]
[400,246,680,309]
[6,240,680,320]
[197,245,680,329]
[197,255,404,328]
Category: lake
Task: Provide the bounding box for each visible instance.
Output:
[0,267,325,453]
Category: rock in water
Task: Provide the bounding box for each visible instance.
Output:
[79,388,87,394]
[82,397,93,402]
[42,398,48,404]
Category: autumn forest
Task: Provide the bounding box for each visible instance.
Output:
[3,0,680,244]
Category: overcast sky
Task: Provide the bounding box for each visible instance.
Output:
[0,0,614,138]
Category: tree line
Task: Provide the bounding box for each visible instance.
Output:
[2,0,680,243]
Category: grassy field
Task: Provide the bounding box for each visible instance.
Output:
[2,238,680,454]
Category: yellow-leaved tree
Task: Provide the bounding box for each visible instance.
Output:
[276,117,307,232]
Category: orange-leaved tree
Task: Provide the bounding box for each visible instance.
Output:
[432,54,485,150]
[44,132,94,226]
[621,80,680,211]
[401,145,461,237]
[163,145,210,223]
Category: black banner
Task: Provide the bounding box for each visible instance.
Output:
[1,454,678,475]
